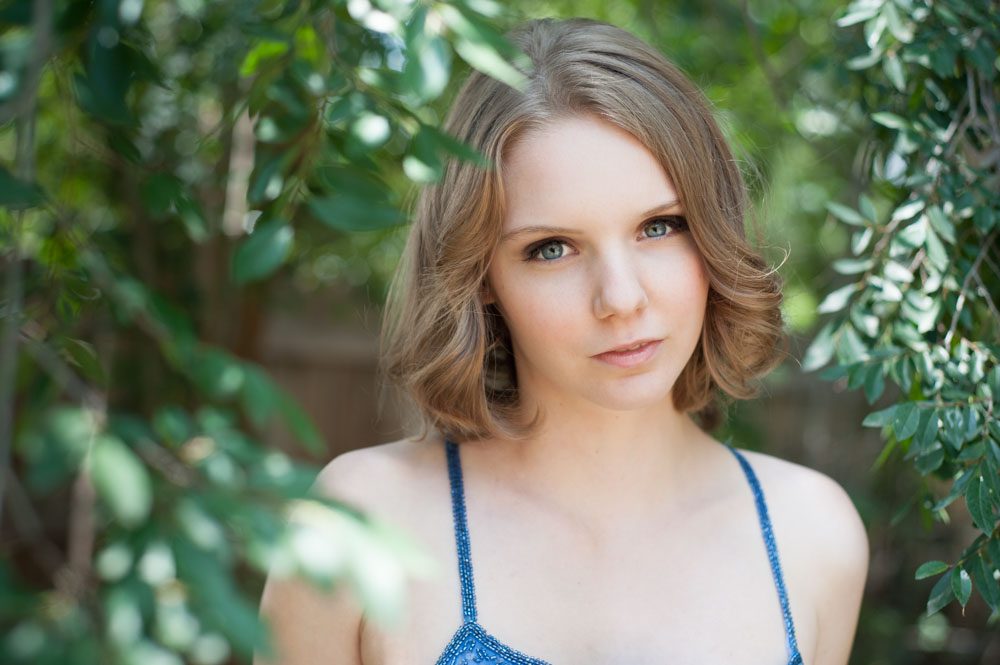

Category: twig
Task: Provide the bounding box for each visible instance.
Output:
[973,271,1000,331]
[0,465,66,577]
[21,339,105,601]
[944,229,999,347]
[60,455,99,601]
[0,0,51,532]
[979,70,1000,146]
[22,339,104,411]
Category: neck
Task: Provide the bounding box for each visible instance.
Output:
[463,390,717,531]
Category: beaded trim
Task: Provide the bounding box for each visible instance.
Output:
[725,444,804,664]
[445,439,479,624]
[435,621,551,665]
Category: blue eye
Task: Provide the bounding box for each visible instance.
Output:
[528,240,570,261]
[645,216,687,237]
[645,219,668,237]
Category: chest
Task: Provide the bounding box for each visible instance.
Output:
[360,493,815,665]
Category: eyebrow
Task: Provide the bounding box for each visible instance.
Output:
[500,199,683,243]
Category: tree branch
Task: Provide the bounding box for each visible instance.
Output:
[945,229,999,347]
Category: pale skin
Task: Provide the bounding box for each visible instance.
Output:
[256,115,869,665]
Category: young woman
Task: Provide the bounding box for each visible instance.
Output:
[257,17,869,665]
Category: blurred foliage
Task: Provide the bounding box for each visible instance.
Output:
[0,0,517,663]
[802,0,1000,625]
[1,0,998,664]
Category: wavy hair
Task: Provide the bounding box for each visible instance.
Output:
[379,17,787,442]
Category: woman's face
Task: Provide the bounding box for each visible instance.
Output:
[484,114,709,413]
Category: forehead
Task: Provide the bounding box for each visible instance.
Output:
[500,115,679,226]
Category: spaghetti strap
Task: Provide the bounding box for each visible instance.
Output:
[444,438,478,624]
[725,444,804,665]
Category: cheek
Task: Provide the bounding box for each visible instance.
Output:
[489,269,584,345]
[663,242,710,310]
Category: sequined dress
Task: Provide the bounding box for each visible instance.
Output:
[434,439,805,665]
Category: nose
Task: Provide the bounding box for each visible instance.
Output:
[592,249,650,320]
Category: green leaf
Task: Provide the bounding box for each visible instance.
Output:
[863,404,898,428]
[317,165,394,201]
[883,2,914,42]
[836,6,879,27]
[851,227,873,255]
[153,406,195,448]
[78,35,137,125]
[232,219,294,284]
[189,347,246,399]
[173,537,269,658]
[916,444,945,474]
[871,112,908,130]
[969,551,1000,612]
[931,466,976,510]
[248,153,287,205]
[417,123,491,168]
[883,54,906,91]
[967,472,996,533]
[858,194,878,223]
[896,217,927,248]
[802,320,837,371]
[962,407,981,444]
[891,199,925,222]
[62,338,108,386]
[941,407,966,450]
[403,125,445,183]
[240,40,290,77]
[883,260,913,283]
[923,222,949,269]
[926,205,956,243]
[141,173,184,216]
[90,434,153,528]
[847,49,882,70]
[308,195,406,231]
[832,257,874,275]
[914,407,939,451]
[175,194,210,243]
[836,323,869,363]
[893,402,921,440]
[926,567,955,615]
[438,5,528,90]
[863,364,886,404]
[240,365,280,430]
[403,34,452,102]
[0,165,46,209]
[826,201,867,226]
[915,560,950,579]
[817,283,858,314]
[951,567,972,608]
[275,390,324,454]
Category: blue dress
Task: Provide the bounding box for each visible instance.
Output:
[434,439,805,665]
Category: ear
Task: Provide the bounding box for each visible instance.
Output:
[481,280,495,305]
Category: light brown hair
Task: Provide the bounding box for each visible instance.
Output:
[379,17,786,442]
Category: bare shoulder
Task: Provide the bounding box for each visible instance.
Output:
[737,449,869,569]
[313,434,445,511]
[255,435,444,665]
[738,448,869,665]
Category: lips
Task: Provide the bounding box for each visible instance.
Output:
[591,338,663,369]
[596,338,661,355]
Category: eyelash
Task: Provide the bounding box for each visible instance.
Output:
[522,215,689,263]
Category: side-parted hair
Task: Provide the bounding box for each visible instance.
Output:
[379,17,786,443]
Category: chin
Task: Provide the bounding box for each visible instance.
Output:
[583,373,677,411]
